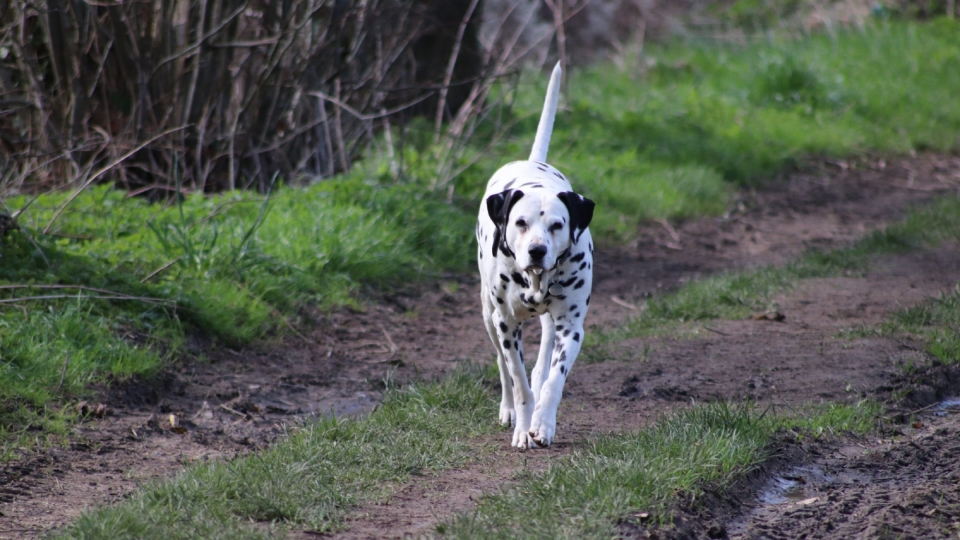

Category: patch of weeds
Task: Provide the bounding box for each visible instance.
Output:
[0,176,475,438]
[52,368,497,539]
[460,20,960,242]
[439,399,878,538]
[581,196,960,360]
[856,285,960,364]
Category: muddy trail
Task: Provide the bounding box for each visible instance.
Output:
[1,154,960,539]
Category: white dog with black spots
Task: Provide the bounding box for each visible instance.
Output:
[476,63,595,449]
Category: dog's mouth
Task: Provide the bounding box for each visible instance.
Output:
[525,266,544,275]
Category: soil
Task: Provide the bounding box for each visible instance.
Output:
[1,153,960,539]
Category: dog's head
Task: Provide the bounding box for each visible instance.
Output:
[486,188,594,274]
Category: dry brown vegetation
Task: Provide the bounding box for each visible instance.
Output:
[0,0,499,194]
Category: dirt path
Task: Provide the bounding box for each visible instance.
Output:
[1,154,959,538]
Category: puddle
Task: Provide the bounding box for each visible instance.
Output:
[726,464,842,537]
[932,396,960,417]
[756,465,829,505]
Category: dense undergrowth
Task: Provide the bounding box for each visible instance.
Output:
[2,19,960,443]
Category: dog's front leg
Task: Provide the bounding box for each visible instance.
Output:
[530,319,584,447]
[482,296,515,426]
[530,313,555,404]
[492,311,536,448]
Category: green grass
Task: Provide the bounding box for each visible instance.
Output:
[438,400,879,539]
[51,369,497,539]
[848,284,960,364]
[5,19,960,444]
[581,196,960,362]
[452,18,960,240]
[0,175,475,442]
[47,364,881,540]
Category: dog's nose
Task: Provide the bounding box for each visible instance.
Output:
[528,244,547,260]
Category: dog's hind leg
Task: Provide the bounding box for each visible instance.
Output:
[530,313,555,405]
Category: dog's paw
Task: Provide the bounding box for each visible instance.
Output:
[530,418,556,447]
[512,429,538,449]
[499,404,516,427]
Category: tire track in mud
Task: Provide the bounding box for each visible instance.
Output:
[2,155,959,538]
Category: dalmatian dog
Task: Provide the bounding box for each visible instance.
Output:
[476,63,595,449]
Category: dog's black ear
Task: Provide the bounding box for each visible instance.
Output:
[486,189,525,258]
[557,191,595,245]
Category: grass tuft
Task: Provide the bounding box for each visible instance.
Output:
[52,368,497,539]
[439,400,879,539]
[581,196,960,361]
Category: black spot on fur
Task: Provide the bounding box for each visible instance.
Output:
[528,307,537,312]
[579,261,587,270]
[559,365,566,375]
[546,299,553,305]
[563,329,570,337]
[552,350,567,366]
[504,178,517,190]
[511,272,526,286]
[499,322,508,333]
[573,312,581,318]
[574,332,580,342]
[589,242,594,253]
[514,340,519,350]
[569,305,578,311]
[500,273,509,282]
[559,277,577,288]
[554,294,567,300]
[558,271,565,276]
[553,172,564,179]
[574,279,585,290]
[569,252,585,263]
[540,211,544,216]
[537,166,546,171]
[503,339,511,349]
[556,324,564,331]
[586,295,591,306]
[496,297,504,304]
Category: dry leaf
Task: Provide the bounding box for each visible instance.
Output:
[752,312,786,322]
[76,401,112,418]
[796,497,819,505]
[912,421,924,429]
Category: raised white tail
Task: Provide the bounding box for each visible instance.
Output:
[529,62,562,162]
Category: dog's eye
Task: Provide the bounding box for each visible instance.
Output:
[515,219,527,228]
[549,222,563,232]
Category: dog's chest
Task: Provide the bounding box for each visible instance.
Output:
[493,271,550,319]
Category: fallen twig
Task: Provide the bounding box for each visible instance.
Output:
[655,218,680,243]
[141,258,182,283]
[610,295,638,311]
[381,326,400,357]
[219,404,250,419]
